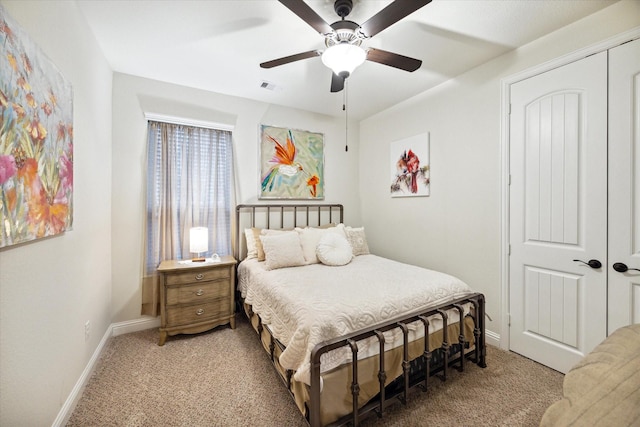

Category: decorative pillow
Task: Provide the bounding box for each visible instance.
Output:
[345,226,370,256]
[259,231,306,270]
[257,228,291,261]
[295,225,344,264]
[333,223,346,237]
[316,233,353,266]
[244,228,258,259]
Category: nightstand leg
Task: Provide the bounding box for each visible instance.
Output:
[158,331,167,346]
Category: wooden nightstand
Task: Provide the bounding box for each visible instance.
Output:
[157,255,237,346]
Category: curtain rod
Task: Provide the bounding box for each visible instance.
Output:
[144,112,234,132]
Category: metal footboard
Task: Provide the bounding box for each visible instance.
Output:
[308,292,486,427]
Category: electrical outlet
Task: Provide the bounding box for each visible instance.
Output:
[84,320,91,342]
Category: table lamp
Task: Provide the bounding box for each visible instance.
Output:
[189,227,208,262]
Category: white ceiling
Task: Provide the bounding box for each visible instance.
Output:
[77,0,617,120]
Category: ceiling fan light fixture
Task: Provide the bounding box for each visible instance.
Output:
[321,43,366,78]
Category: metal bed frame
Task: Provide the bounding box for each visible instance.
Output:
[235,203,487,427]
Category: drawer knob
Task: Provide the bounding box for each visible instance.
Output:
[195,273,204,280]
[195,289,204,296]
[196,308,205,316]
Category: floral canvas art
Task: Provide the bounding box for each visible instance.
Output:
[390,133,430,197]
[0,5,74,248]
[260,124,324,199]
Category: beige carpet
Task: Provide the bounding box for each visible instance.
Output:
[67,316,564,426]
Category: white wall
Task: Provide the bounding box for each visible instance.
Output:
[110,73,362,323]
[359,0,640,340]
[0,1,112,425]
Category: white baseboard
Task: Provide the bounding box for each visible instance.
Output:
[112,316,161,337]
[485,329,500,348]
[51,317,160,427]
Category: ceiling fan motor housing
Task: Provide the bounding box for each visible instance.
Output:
[334,0,353,18]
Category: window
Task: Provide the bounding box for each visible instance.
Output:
[144,120,233,276]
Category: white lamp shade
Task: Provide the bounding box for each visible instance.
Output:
[321,43,366,77]
[189,227,208,254]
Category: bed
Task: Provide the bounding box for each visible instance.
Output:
[234,204,486,426]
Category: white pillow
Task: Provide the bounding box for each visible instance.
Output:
[259,231,306,270]
[244,228,258,259]
[316,233,353,266]
[296,226,345,264]
[257,228,291,261]
[345,226,370,256]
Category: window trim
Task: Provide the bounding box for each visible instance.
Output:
[144,112,234,132]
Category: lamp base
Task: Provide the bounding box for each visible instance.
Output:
[191,257,206,262]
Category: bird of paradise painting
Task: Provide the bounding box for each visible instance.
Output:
[260,124,324,199]
[0,5,74,248]
[390,133,430,197]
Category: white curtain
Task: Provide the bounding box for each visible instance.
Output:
[141,120,233,316]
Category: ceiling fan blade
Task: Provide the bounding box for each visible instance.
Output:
[366,48,422,72]
[260,50,321,69]
[359,0,432,38]
[330,72,345,93]
[278,0,333,35]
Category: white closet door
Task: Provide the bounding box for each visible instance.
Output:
[509,52,608,373]
[608,38,640,333]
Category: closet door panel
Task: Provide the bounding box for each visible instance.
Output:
[509,52,608,374]
[608,38,640,333]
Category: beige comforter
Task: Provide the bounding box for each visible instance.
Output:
[540,323,640,426]
[237,254,474,386]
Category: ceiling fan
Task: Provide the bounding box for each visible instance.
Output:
[260,0,432,92]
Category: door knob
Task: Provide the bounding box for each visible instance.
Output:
[613,262,640,273]
[573,259,602,269]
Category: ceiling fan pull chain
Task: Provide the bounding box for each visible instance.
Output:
[344,79,348,152]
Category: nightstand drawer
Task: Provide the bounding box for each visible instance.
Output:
[166,298,231,326]
[165,280,230,305]
[165,267,230,286]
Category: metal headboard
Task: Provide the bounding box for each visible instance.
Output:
[234,203,344,261]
